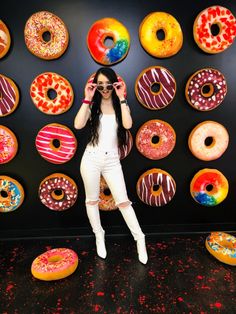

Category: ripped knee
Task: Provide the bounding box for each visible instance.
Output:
[117,201,131,209]
[86,200,99,206]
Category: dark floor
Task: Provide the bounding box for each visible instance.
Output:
[0,233,236,314]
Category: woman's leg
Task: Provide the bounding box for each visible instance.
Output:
[102,159,148,264]
[80,151,106,258]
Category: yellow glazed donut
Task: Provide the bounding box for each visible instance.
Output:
[190,169,228,206]
[139,12,183,58]
[188,121,229,161]
[87,17,130,65]
[206,232,236,266]
[24,11,69,60]
[193,6,236,54]
[0,20,11,59]
[31,248,78,281]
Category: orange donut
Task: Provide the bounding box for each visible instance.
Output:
[0,125,18,164]
[193,6,236,54]
[30,72,74,115]
[136,119,176,160]
[0,176,24,213]
[24,11,69,60]
[0,74,19,117]
[0,20,11,58]
[188,121,229,161]
[31,248,78,281]
[99,176,117,211]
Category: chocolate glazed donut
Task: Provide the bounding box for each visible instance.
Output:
[39,173,78,211]
[137,168,176,206]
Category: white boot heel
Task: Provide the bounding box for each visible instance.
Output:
[95,230,107,259]
[137,238,148,264]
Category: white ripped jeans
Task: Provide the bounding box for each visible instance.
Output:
[80,145,145,241]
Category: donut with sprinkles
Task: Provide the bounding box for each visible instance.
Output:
[0,74,19,117]
[0,20,11,59]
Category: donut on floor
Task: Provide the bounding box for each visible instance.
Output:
[99,176,117,211]
[35,123,77,164]
[136,168,176,206]
[0,125,18,164]
[206,232,236,266]
[193,6,236,54]
[139,12,183,58]
[39,173,78,211]
[31,248,78,281]
[87,17,130,65]
[30,72,74,115]
[136,119,176,160]
[188,121,229,161]
[24,11,69,60]
[0,74,19,117]
[185,68,227,111]
[0,20,11,59]
[135,66,176,110]
[190,169,228,206]
[0,176,24,213]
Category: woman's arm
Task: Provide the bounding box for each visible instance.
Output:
[113,82,133,129]
[74,82,97,129]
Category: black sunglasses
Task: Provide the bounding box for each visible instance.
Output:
[97,84,113,91]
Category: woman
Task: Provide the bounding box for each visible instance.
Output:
[74,67,148,264]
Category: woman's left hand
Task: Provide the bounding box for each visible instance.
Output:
[113,82,125,100]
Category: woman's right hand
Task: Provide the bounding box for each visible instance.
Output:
[84,82,97,101]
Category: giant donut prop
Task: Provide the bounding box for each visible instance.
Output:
[24,11,69,60]
[206,232,236,266]
[0,20,11,59]
[99,176,117,211]
[0,74,19,117]
[31,248,78,281]
[0,125,18,164]
[39,173,78,211]
[0,176,24,213]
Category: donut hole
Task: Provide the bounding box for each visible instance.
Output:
[52,139,61,149]
[151,82,161,94]
[47,89,57,100]
[156,29,165,41]
[104,36,115,48]
[205,136,214,147]
[151,135,160,144]
[42,31,51,42]
[0,190,8,198]
[48,255,62,263]
[103,188,111,196]
[210,23,220,36]
[201,83,214,98]
[152,184,160,192]
[206,184,214,192]
[51,189,64,201]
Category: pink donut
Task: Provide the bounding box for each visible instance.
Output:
[136,119,176,160]
[35,123,77,164]
[0,125,18,164]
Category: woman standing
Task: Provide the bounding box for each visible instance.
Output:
[74,67,148,264]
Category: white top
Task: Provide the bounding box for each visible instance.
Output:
[88,114,118,151]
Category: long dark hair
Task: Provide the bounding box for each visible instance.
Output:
[88,67,127,148]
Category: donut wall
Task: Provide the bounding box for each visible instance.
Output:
[0,0,236,237]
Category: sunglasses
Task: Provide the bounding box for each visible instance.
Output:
[96,84,114,91]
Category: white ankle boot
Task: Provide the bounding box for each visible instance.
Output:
[95,230,107,259]
[119,205,148,264]
[86,203,107,259]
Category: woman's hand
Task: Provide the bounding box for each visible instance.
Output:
[84,82,97,100]
[113,82,125,100]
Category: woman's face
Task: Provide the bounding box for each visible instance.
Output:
[96,73,113,100]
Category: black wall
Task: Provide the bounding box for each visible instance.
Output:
[1,0,236,238]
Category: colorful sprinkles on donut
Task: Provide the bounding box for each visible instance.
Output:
[0,176,24,212]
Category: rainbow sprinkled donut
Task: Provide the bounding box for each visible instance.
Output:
[0,176,24,213]
[87,17,130,65]
[190,169,228,206]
